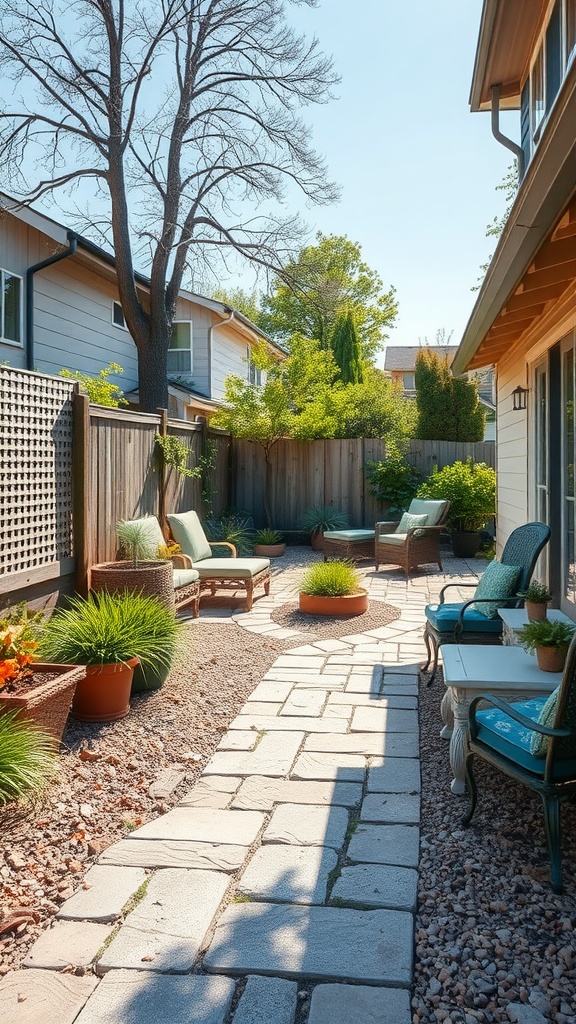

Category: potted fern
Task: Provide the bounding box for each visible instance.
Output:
[90,518,175,610]
[517,618,576,673]
[299,560,368,616]
[253,528,286,557]
[518,580,552,623]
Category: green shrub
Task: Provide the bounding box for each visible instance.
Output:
[39,592,187,674]
[203,511,254,556]
[417,458,495,532]
[0,712,57,805]
[298,505,349,534]
[299,560,361,597]
[254,528,283,545]
[366,451,421,514]
[518,619,576,654]
[60,362,127,407]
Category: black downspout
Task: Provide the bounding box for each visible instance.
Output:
[26,231,78,370]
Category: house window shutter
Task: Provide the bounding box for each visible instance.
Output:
[545,0,562,113]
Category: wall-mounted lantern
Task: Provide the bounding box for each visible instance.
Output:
[512,385,528,411]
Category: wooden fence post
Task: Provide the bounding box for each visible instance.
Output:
[157,408,168,528]
[73,390,90,596]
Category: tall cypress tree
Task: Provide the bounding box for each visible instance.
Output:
[414,348,485,441]
[330,311,363,384]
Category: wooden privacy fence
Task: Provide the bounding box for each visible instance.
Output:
[232,437,495,530]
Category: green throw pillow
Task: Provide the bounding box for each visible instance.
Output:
[530,685,576,759]
[473,560,521,619]
[395,512,428,535]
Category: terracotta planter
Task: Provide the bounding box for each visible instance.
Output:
[310,530,326,552]
[90,560,175,611]
[0,664,85,743]
[253,543,286,558]
[525,600,548,623]
[71,658,139,722]
[535,645,568,673]
[299,588,368,617]
[451,532,481,558]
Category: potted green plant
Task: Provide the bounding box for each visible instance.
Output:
[517,618,576,673]
[298,505,349,552]
[0,711,58,805]
[90,518,175,610]
[417,459,496,557]
[253,528,286,557]
[299,560,368,616]
[39,591,185,721]
[519,580,552,623]
[0,604,85,744]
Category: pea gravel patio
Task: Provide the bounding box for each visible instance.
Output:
[0,548,507,1024]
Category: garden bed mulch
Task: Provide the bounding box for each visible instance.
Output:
[270,599,400,638]
[0,621,284,975]
[414,668,576,1024]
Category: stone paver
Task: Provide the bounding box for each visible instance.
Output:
[327,692,417,708]
[247,680,294,701]
[291,751,368,782]
[351,706,419,733]
[204,903,413,986]
[57,866,147,923]
[308,983,412,1024]
[98,869,229,972]
[75,971,235,1024]
[98,838,248,872]
[232,976,298,1024]
[179,776,241,808]
[303,732,419,757]
[217,730,260,750]
[148,768,186,800]
[237,844,337,904]
[129,808,265,845]
[24,921,113,969]
[361,793,420,824]
[331,864,418,911]
[203,732,303,776]
[230,714,348,733]
[262,803,349,849]
[347,824,420,867]
[367,758,421,793]
[0,969,97,1024]
[231,776,363,810]
[280,690,327,716]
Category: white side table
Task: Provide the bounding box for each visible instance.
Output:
[441,644,560,795]
[498,607,573,646]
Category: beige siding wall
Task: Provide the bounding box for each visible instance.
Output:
[173,297,211,396]
[211,323,249,401]
[495,348,528,554]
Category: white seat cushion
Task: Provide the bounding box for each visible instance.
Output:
[173,568,200,588]
[195,557,270,579]
[377,533,408,547]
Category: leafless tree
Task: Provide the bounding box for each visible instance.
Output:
[0,0,338,410]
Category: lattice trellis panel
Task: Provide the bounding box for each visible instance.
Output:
[0,367,76,577]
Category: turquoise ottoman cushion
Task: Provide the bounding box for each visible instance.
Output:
[426,602,503,635]
[323,530,375,542]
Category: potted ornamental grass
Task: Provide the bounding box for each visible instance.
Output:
[0,711,58,806]
[39,591,186,721]
[299,560,368,616]
[298,505,349,552]
[0,604,85,743]
[90,518,175,610]
[517,618,576,673]
[253,528,286,558]
[519,580,552,623]
[417,459,496,558]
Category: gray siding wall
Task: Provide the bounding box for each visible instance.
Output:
[174,296,210,396]
[211,324,249,400]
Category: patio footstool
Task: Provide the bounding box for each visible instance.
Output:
[323,529,376,561]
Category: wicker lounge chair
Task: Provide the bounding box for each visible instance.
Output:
[463,633,576,893]
[167,510,271,611]
[422,521,551,685]
[375,499,451,575]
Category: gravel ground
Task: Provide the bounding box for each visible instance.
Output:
[270,599,400,637]
[0,621,283,975]
[414,671,576,1024]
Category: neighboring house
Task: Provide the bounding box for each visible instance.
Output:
[384,345,496,440]
[453,0,576,615]
[0,196,281,420]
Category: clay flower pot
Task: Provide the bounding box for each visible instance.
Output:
[525,600,547,623]
[70,657,139,722]
[310,530,326,552]
[253,543,286,557]
[299,589,368,617]
[535,645,568,673]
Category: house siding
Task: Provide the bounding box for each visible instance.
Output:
[211,323,249,401]
[495,349,529,555]
[173,296,210,396]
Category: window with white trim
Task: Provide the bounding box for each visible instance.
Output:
[402,372,415,391]
[523,0,576,162]
[112,301,127,329]
[0,269,23,346]
[168,321,193,375]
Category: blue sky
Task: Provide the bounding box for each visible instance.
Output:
[267,0,518,361]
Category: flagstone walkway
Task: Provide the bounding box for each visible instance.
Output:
[0,551,484,1024]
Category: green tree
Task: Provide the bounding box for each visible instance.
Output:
[414,349,485,442]
[326,370,416,441]
[259,233,398,361]
[330,310,363,384]
[473,161,519,289]
[59,362,127,408]
[210,287,262,327]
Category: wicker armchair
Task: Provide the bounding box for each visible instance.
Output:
[375,499,451,575]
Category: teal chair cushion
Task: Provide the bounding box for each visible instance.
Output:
[167,510,213,563]
[475,698,576,779]
[472,560,521,619]
[324,529,375,542]
[425,602,503,635]
[396,512,428,534]
[408,498,447,526]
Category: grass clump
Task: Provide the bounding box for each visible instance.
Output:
[0,712,57,805]
[299,560,362,598]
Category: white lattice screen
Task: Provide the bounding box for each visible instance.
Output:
[0,367,76,577]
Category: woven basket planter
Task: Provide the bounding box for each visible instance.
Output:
[0,664,86,743]
[90,560,175,611]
